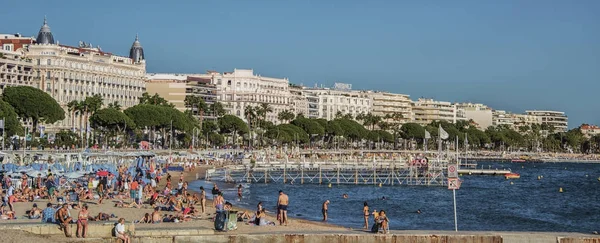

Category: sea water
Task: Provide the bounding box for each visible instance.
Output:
[190,162,600,233]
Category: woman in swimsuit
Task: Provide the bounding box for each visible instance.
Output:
[363,201,370,229]
[77,205,89,238]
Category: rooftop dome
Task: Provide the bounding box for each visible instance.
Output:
[129,34,145,63]
[36,16,55,44]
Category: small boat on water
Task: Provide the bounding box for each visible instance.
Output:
[511,159,526,163]
[505,173,521,179]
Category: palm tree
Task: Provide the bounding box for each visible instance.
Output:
[107,101,121,111]
[244,105,257,147]
[210,102,226,118]
[277,110,295,124]
[257,103,272,125]
[67,100,79,131]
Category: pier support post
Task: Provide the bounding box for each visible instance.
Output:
[319,167,322,185]
[337,163,340,185]
[355,166,358,185]
[264,169,267,184]
[301,166,304,184]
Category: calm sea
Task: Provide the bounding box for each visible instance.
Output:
[190,161,600,233]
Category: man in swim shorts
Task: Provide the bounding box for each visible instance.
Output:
[322,200,329,221]
[277,190,289,226]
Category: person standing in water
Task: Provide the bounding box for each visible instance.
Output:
[237,184,243,200]
[322,200,330,221]
[363,202,370,229]
[277,190,289,226]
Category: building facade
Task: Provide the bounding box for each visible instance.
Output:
[302,87,372,120]
[367,91,412,124]
[580,124,600,138]
[289,84,308,117]
[411,98,461,125]
[525,110,568,132]
[24,18,146,131]
[0,34,36,93]
[492,110,518,128]
[455,103,493,130]
[211,69,290,124]
[145,73,189,111]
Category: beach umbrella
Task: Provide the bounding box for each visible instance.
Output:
[96,170,109,177]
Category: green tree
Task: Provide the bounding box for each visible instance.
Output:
[218,115,249,145]
[277,110,295,124]
[210,102,226,118]
[90,108,135,132]
[0,99,23,136]
[107,101,122,111]
[2,86,64,134]
[400,123,425,140]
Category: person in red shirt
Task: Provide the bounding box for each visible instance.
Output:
[129,180,138,201]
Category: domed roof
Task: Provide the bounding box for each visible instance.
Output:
[129,34,145,63]
[36,16,55,44]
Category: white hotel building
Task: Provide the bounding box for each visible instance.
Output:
[304,83,372,120]
[24,18,146,131]
[208,69,290,124]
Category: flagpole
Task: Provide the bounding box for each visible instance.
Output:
[1,117,4,151]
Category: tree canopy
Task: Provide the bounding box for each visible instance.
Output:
[2,86,64,133]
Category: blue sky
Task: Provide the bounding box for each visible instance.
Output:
[1,0,598,128]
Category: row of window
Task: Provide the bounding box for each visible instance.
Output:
[38,58,143,76]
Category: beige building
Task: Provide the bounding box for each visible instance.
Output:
[25,17,146,131]
[455,103,493,130]
[580,124,600,138]
[367,91,412,124]
[145,73,218,119]
[525,110,568,132]
[0,34,36,93]
[412,98,461,125]
[145,74,189,111]
[303,84,372,120]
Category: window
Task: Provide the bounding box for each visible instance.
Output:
[47,59,51,65]
[45,83,51,92]
[37,59,41,66]
[46,71,51,79]
[3,44,13,51]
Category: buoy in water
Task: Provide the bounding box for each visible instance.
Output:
[328,183,332,188]
[537,176,541,180]
[521,166,524,168]
[469,172,472,175]
[379,183,382,187]
[559,187,564,193]
[510,181,514,185]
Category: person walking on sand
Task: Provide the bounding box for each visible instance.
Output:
[363,201,370,229]
[213,192,225,211]
[199,186,206,214]
[277,190,289,226]
[322,200,330,221]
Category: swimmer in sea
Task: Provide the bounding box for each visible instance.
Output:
[417,209,421,214]
[342,194,348,199]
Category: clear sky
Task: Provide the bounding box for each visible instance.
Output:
[1,0,599,128]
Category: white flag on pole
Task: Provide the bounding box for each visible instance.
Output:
[439,124,449,140]
[0,119,4,129]
[425,130,431,139]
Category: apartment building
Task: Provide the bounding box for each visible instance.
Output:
[525,110,568,132]
[412,98,461,125]
[0,34,36,93]
[366,91,412,124]
[455,102,493,130]
[303,84,372,120]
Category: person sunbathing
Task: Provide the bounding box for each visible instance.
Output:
[115,200,140,208]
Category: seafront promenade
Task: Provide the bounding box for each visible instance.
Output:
[1,222,598,243]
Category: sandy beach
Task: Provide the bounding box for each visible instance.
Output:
[0,165,349,242]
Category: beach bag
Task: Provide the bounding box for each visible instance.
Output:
[371,223,379,233]
[214,210,227,231]
[227,211,238,230]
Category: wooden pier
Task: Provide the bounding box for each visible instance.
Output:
[206,159,451,187]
